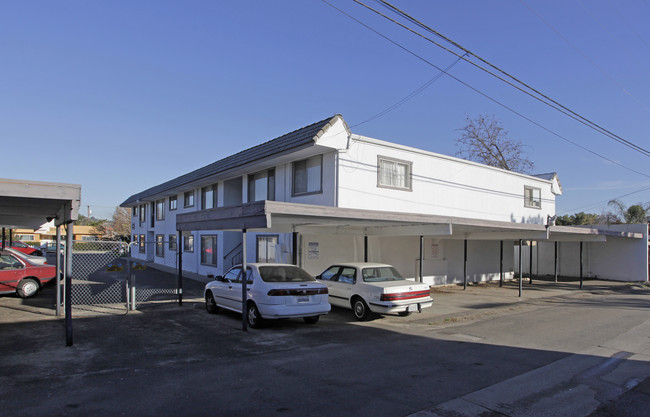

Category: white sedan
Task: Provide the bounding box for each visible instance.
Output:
[204,263,330,328]
[316,262,433,321]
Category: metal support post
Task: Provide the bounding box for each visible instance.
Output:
[364,235,368,263]
[529,240,533,284]
[241,229,248,331]
[499,240,504,287]
[65,224,73,346]
[419,235,424,284]
[177,230,183,306]
[55,226,61,316]
[580,241,584,289]
[554,241,558,283]
[463,239,468,290]
[518,239,523,297]
[292,232,298,265]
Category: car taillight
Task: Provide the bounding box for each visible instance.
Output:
[380,290,430,301]
[267,288,328,296]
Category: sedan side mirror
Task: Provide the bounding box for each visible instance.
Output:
[215,275,224,281]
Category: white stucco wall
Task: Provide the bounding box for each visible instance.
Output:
[337,136,558,223]
[534,224,648,282]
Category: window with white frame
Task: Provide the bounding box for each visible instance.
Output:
[156,199,165,221]
[155,234,164,257]
[169,195,177,211]
[169,234,177,251]
[378,156,412,191]
[15,234,36,241]
[201,235,217,266]
[133,206,138,217]
[248,169,275,202]
[257,235,278,263]
[139,234,145,253]
[139,204,146,224]
[201,184,217,210]
[184,191,195,208]
[293,155,322,195]
[524,186,541,209]
[183,233,194,253]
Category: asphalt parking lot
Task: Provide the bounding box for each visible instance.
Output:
[1,268,649,417]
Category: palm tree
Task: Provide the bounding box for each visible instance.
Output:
[607,199,650,224]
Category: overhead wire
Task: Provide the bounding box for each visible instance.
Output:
[523,0,650,113]
[351,53,467,128]
[364,0,650,158]
[320,0,650,179]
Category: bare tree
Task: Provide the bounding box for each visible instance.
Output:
[455,114,534,173]
[111,207,132,241]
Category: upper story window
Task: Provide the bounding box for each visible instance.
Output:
[377,156,412,191]
[156,199,165,221]
[169,195,177,211]
[524,186,541,209]
[201,184,217,210]
[293,155,322,196]
[184,191,195,208]
[133,206,138,217]
[248,169,275,202]
[139,204,146,224]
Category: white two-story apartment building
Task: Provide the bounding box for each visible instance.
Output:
[122,114,646,284]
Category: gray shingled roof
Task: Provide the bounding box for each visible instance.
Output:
[121,115,339,206]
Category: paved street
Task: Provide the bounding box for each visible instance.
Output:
[1,274,648,417]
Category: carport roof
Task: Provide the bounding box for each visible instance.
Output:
[0,178,81,229]
[176,200,643,242]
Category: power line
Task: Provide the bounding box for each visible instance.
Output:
[560,184,650,214]
[363,0,650,158]
[522,0,650,113]
[320,0,650,179]
[351,53,466,128]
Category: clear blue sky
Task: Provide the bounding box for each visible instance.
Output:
[3,0,649,219]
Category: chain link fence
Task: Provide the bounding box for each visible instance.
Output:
[64,240,182,316]
[69,240,129,316]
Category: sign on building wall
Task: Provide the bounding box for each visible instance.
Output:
[308,242,319,260]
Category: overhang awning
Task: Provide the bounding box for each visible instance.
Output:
[176,201,643,242]
[0,178,81,229]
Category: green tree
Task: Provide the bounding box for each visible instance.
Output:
[455,114,534,173]
[555,212,600,225]
[607,199,650,224]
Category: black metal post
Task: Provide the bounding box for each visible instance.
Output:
[65,224,73,346]
[518,239,523,297]
[177,231,183,306]
[529,240,533,284]
[364,235,368,263]
[292,232,298,265]
[499,240,504,287]
[463,239,468,290]
[241,229,248,332]
[1,228,5,249]
[419,235,424,283]
[580,241,583,289]
[554,241,558,283]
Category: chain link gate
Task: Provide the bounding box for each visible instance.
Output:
[129,240,180,309]
[70,240,129,316]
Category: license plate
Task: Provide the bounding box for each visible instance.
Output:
[297,296,309,303]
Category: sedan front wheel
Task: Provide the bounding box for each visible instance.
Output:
[17,278,39,298]
[247,302,264,329]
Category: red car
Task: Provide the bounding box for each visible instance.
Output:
[10,241,44,257]
[0,250,56,298]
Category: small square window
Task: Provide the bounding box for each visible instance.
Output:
[169,195,177,211]
[293,155,322,196]
[184,191,195,208]
[524,186,541,209]
[377,156,412,191]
